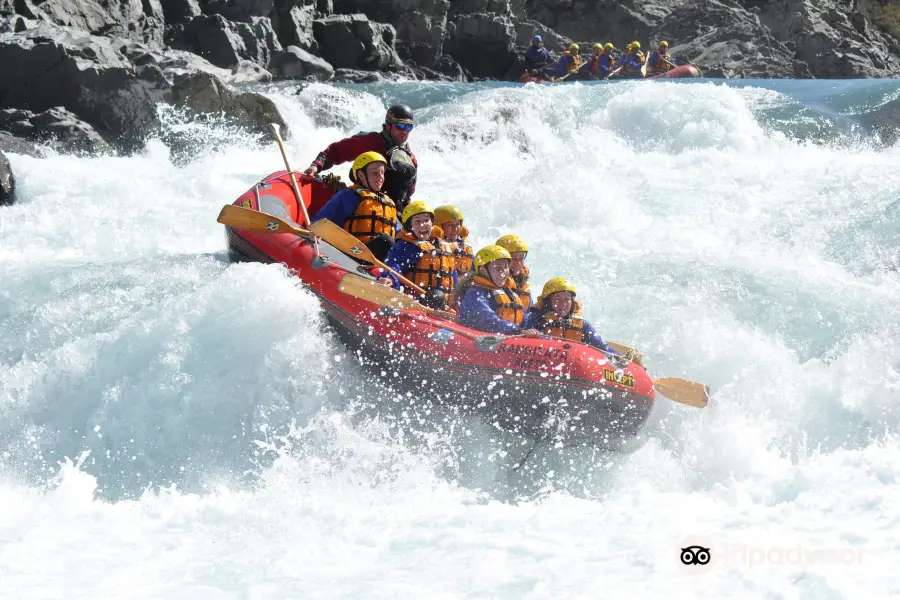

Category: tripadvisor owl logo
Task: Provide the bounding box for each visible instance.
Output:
[678,538,714,574]
[681,545,711,566]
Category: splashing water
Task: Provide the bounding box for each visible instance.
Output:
[2,78,899,598]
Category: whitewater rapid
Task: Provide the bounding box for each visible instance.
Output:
[2,78,899,598]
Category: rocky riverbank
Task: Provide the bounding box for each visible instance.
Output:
[2,0,900,205]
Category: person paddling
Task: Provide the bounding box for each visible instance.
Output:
[646,41,677,75]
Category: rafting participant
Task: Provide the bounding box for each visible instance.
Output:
[303,104,418,211]
[533,278,619,354]
[621,41,645,78]
[524,34,554,72]
[577,43,602,78]
[311,151,398,261]
[646,40,677,75]
[457,245,541,336]
[540,43,581,80]
[495,234,533,310]
[433,205,475,275]
[382,200,457,309]
[599,43,618,76]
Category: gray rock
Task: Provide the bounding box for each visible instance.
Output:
[0,149,14,206]
[444,12,517,78]
[1,106,113,154]
[651,0,801,78]
[313,13,402,70]
[0,131,42,157]
[332,0,449,67]
[204,0,277,22]
[0,23,167,151]
[277,3,318,53]
[125,43,274,83]
[160,0,202,24]
[167,13,282,69]
[9,0,166,45]
[166,70,289,138]
[0,21,288,153]
[269,45,334,79]
[514,19,572,51]
[759,0,900,77]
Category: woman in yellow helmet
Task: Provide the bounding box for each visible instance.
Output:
[456,245,541,336]
[495,234,533,310]
[433,204,474,274]
[311,150,399,260]
[382,200,458,308]
[534,278,618,354]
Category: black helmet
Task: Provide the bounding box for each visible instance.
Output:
[385,104,414,125]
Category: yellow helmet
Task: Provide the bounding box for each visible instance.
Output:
[604,42,615,50]
[593,43,603,50]
[433,204,464,225]
[568,43,579,53]
[401,200,435,226]
[351,151,387,180]
[631,41,641,49]
[659,40,669,47]
[474,245,511,270]
[541,277,577,298]
[495,234,529,254]
[625,42,632,50]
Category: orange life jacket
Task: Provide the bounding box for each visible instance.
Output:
[561,51,581,72]
[511,266,532,310]
[442,224,474,273]
[647,50,673,74]
[540,310,585,342]
[343,185,397,243]
[472,275,525,326]
[397,228,456,293]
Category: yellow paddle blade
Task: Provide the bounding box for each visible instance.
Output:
[607,341,636,355]
[653,377,709,408]
[337,273,421,310]
[308,219,376,264]
[217,204,308,236]
[310,218,427,295]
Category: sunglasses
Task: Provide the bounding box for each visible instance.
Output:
[393,122,414,132]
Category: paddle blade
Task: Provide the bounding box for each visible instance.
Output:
[338,273,421,311]
[217,204,307,236]
[308,219,376,264]
[607,341,636,355]
[653,377,709,408]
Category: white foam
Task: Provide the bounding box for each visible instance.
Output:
[2,79,899,597]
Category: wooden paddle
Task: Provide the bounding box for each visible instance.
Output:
[338,273,711,408]
[270,124,312,228]
[217,204,308,235]
[652,377,709,408]
[607,341,709,407]
[337,272,455,319]
[307,218,427,295]
[606,66,623,79]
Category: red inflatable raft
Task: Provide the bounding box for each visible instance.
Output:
[518,63,701,84]
[223,171,657,448]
